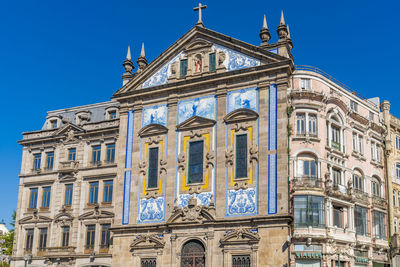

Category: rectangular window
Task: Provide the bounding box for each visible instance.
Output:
[355,205,369,236]
[333,206,343,228]
[396,136,400,150]
[350,100,358,112]
[89,182,99,204]
[65,184,73,206]
[103,180,113,203]
[109,111,117,119]
[331,126,341,150]
[92,145,101,165]
[188,140,204,184]
[369,111,374,121]
[68,148,76,161]
[371,142,376,160]
[26,229,34,251]
[86,225,96,250]
[29,188,38,209]
[100,224,111,249]
[46,152,54,170]
[235,134,248,179]
[141,258,156,267]
[232,255,251,267]
[38,228,47,250]
[106,144,115,163]
[296,114,305,135]
[62,226,70,247]
[353,175,363,191]
[50,120,57,129]
[371,181,380,197]
[300,78,311,90]
[180,59,188,78]
[33,153,41,171]
[294,195,325,227]
[373,211,386,239]
[394,190,397,207]
[41,187,51,208]
[298,159,317,179]
[209,53,216,72]
[148,147,159,189]
[332,169,341,185]
[308,114,317,136]
[376,145,382,163]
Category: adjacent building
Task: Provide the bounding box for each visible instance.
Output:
[11,7,395,267]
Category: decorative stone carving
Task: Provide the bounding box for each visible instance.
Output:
[19,210,52,225]
[177,153,186,172]
[78,205,114,221]
[130,234,165,252]
[176,116,216,132]
[54,207,73,226]
[225,147,234,167]
[220,228,260,246]
[138,124,168,137]
[224,108,259,124]
[167,198,215,224]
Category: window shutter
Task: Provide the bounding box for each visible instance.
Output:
[180,59,188,78]
[209,53,216,72]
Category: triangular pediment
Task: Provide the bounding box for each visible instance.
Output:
[78,208,114,220]
[114,26,288,97]
[176,116,216,131]
[130,234,165,251]
[224,108,259,124]
[19,214,52,225]
[54,123,85,136]
[220,228,260,246]
[138,123,168,137]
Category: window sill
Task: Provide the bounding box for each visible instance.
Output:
[99,247,110,254]
[370,160,383,168]
[84,248,95,254]
[293,135,320,142]
[352,151,366,161]
[101,202,112,207]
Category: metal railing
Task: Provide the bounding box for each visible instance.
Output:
[295,65,378,108]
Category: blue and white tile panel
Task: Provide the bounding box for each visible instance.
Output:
[227,87,258,113]
[137,197,165,223]
[268,84,277,214]
[142,104,168,127]
[122,110,134,225]
[226,188,257,217]
[213,44,260,71]
[178,96,216,124]
[178,192,212,208]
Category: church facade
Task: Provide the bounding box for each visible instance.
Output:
[12,7,394,267]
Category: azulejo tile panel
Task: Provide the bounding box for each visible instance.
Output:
[226,188,257,216]
[137,197,165,223]
[268,84,277,215]
[122,110,134,225]
[141,52,184,89]
[178,192,212,208]
[227,87,258,113]
[142,105,168,127]
[213,44,260,71]
[178,96,216,124]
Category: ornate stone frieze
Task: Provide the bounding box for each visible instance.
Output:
[130,234,165,252]
[54,207,74,226]
[78,205,114,221]
[220,228,260,246]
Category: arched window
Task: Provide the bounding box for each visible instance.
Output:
[395,219,398,233]
[327,111,345,152]
[181,240,205,267]
[296,154,318,180]
[352,169,364,191]
[394,190,397,206]
[371,177,381,197]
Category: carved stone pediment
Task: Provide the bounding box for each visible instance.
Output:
[167,198,215,224]
[138,123,168,137]
[224,108,259,124]
[78,206,114,220]
[54,208,74,226]
[55,123,85,137]
[327,97,349,114]
[130,234,165,252]
[176,116,216,131]
[220,228,260,246]
[19,210,52,225]
[184,38,213,53]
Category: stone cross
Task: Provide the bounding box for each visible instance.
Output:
[193,3,207,25]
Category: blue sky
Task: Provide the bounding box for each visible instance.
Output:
[0,0,398,227]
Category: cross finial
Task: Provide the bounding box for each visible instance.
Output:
[193,3,207,26]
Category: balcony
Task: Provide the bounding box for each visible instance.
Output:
[372,196,387,209]
[292,177,323,191]
[44,247,76,257]
[352,189,369,205]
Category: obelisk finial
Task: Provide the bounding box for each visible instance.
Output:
[259,14,271,45]
[137,43,148,73]
[280,10,286,25]
[122,46,134,85]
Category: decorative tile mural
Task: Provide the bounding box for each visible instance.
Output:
[178,96,216,124]
[142,105,168,127]
[227,87,258,113]
[137,197,165,223]
[141,52,184,89]
[122,110,134,225]
[268,84,277,214]
[178,192,212,208]
[213,44,260,71]
[226,188,257,216]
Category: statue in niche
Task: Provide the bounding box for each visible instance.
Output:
[194,55,202,73]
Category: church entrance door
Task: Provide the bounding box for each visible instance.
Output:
[181,240,206,267]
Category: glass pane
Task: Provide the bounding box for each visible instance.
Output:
[235,134,247,178]
[148,147,159,188]
[188,141,204,184]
